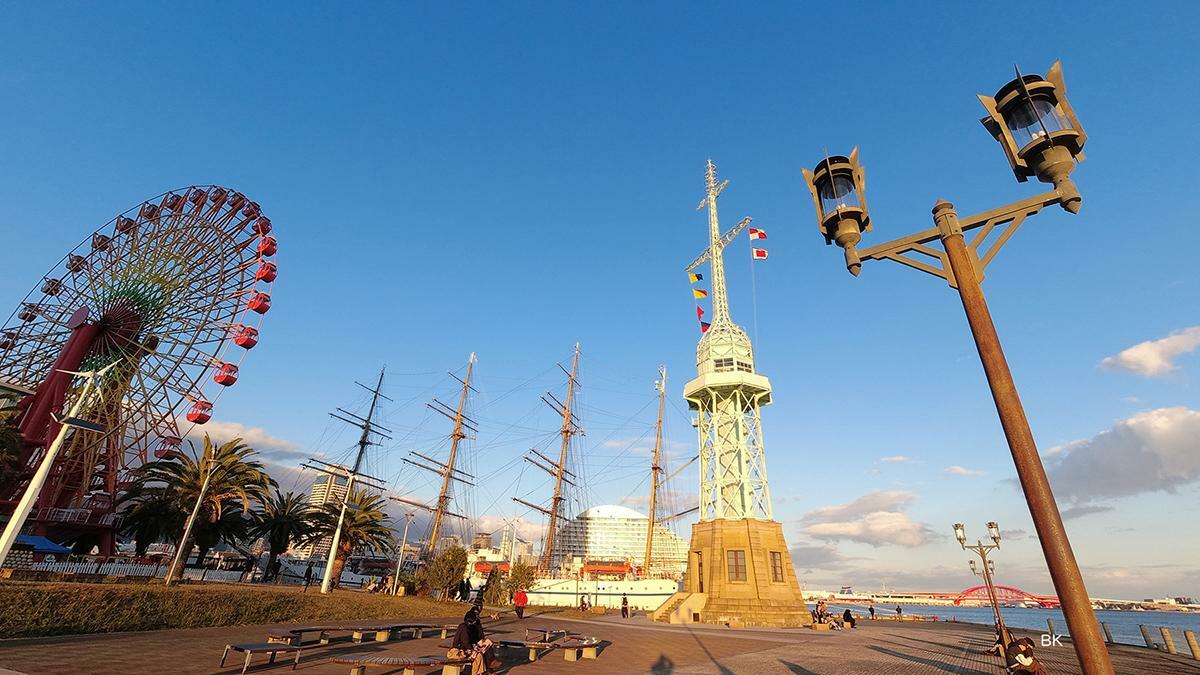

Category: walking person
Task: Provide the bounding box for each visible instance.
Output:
[895,605,903,620]
[868,605,875,620]
[302,562,314,592]
[514,587,528,620]
[621,593,630,619]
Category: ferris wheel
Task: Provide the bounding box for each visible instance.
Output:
[0,185,277,515]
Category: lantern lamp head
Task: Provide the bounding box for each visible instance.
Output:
[987,521,1001,545]
[802,147,872,276]
[969,559,978,574]
[953,522,967,546]
[979,61,1087,212]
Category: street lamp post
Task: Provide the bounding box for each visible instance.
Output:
[955,522,1012,658]
[165,448,216,587]
[392,512,415,596]
[801,62,1113,675]
[0,360,120,566]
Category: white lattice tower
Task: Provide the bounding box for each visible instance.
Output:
[684,159,774,522]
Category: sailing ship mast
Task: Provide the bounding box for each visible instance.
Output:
[302,367,392,593]
[643,365,666,577]
[512,343,581,574]
[397,353,478,556]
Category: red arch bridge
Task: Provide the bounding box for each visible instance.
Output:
[953,585,1061,608]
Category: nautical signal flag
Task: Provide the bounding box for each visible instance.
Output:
[700,321,712,333]
[696,306,705,320]
[693,288,708,299]
[749,228,767,240]
[688,273,704,283]
[751,248,768,260]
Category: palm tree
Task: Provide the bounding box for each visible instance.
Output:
[119,488,184,556]
[302,487,393,589]
[250,490,312,579]
[127,435,274,576]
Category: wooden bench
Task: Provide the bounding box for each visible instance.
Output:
[220,642,302,675]
[267,624,410,646]
[332,655,472,675]
[524,626,568,642]
[559,637,602,661]
[494,639,558,662]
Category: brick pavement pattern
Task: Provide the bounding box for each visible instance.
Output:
[1,612,1196,674]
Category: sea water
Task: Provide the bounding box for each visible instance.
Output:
[829,603,1200,647]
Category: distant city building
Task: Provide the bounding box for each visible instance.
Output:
[555,504,687,578]
[471,532,493,550]
[291,468,350,560]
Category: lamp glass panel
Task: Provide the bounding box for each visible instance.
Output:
[819,173,859,215]
[1005,97,1067,151]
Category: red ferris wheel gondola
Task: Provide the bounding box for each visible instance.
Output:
[213,362,239,387]
[255,261,277,283]
[256,236,277,257]
[186,400,213,424]
[232,325,259,349]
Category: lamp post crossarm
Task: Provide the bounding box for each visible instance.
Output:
[857,188,1064,288]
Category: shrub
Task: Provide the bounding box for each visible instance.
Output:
[0,581,470,638]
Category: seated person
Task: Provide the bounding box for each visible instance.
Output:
[449,607,500,675]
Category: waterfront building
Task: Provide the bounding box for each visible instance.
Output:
[556,504,688,579]
[290,468,349,560]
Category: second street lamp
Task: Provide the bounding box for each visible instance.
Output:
[955,521,1012,660]
[801,61,1113,675]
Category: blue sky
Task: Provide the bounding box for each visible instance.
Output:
[1,2,1198,599]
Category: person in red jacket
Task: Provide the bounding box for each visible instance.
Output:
[514,588,529,619]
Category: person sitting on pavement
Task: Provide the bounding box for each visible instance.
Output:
[842,608,856,629]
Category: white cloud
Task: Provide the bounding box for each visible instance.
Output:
[1044,407,1200,502]
[879,456,911,463]
[799,491,934,548]
[1100,326,1200,377]
[944,465,985,477]
[474,515,543,543]
[1060,505,1114,521]
[182,418,307,461]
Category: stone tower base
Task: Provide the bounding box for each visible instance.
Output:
[684,518,812,627]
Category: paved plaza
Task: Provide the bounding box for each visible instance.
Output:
[0,611,1195,675]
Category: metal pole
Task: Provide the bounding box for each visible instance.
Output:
[978,548,1009,653]
[1183,630,1199,660]
[936,201,1114,675]
[1160,627,1178,655]
[319,475,354,594]
[165,460,214,587]
[391,513,414,596]
[0,370,103,566]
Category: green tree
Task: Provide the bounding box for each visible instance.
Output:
[302,487,393,589]
[125,435,274,575]
[503,561,538,604]
[420,545,469,599]
[118,489,184,556]
[249,490,313,577]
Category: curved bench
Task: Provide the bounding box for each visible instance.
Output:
[332,654,472,675]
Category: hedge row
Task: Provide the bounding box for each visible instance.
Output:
[0,582,470,638]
